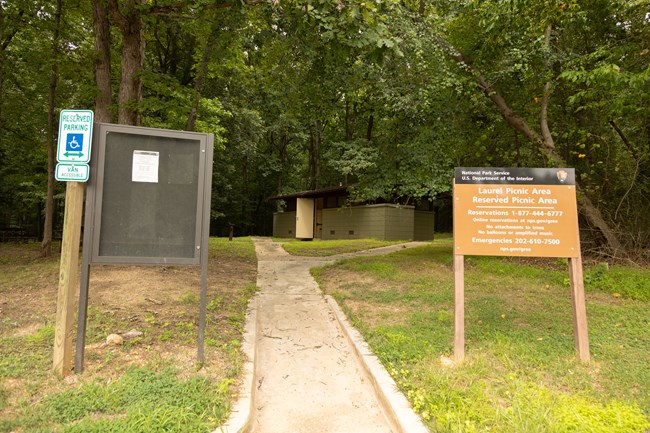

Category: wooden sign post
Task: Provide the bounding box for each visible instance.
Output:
[53,182,85,377]
[453,167,589,363]
[453,254,465,362]
[53,110,93,377]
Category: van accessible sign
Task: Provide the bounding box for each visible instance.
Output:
[453,167,580,258]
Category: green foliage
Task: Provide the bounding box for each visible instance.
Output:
[326,139,379,177]
[580,263,650,301]
[2,0,649,249]
[0,0,94,235]
[436,0,650,248]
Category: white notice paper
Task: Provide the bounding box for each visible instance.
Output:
[132,150,159,183]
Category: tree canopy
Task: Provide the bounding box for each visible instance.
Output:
[0,0,648,256]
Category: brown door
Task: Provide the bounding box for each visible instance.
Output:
[315,198,324,239]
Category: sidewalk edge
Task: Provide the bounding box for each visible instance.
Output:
[216,295,258,433]
[325,295,429,433]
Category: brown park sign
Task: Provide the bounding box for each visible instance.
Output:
[454,167,580,258]
[452,167,589,364]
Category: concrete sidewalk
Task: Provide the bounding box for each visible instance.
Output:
[219,238,429,433]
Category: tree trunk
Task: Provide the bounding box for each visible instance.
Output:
[315,123,321,190]
[308,129,316,190]
[276,130,290,197]
[41,0,63,257]
[445,37,624,253]
[0,7,4,122]
[110,0,145,126]
[478,73,623,252]
[366,110,374,142]
[310,120,323,190]
[93,0,112,123]
[186,32,214,131]
[540,26,554,152]
[345,99,356,141]
[241,156,249,234]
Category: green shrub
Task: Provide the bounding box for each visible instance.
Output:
[582,263,650,301]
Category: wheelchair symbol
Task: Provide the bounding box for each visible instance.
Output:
[65,133,83,151]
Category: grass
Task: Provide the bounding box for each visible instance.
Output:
[278,238,408,256]
[0,237,257,433]
[315,236,650,433]
[4,367,232,433]
[209,236,257,261]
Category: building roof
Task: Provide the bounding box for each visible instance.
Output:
[268,185,351,200]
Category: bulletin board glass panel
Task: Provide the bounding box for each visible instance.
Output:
[88,124,212,265]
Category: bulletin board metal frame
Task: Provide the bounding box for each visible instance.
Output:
[75,123,214,373]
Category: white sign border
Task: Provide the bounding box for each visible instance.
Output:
[55,163,90,182]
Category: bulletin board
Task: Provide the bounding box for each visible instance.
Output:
[75,123,214,373]
[84,123,213,265]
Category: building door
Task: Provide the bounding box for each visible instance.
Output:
[296,198,314,239]
[314,198,324,239]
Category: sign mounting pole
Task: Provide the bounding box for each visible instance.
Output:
[569,251,590,361]
[453,254,465,362]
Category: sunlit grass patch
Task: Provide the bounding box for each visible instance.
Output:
[316,238,650,432]
[281,238,407,256]
[209,236,257,261]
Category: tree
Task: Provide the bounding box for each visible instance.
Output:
[430,0,648,253]
[93,0,112,123]
[41,0,64,257]
[2,0,647,251]
[108,0,146,126]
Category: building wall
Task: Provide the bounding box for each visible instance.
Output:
[322,206,382,240]
[321,204,415,241]
[384,206,415,240]
[414,210,435,241]
[273,211,296,238]
[274,204,434,241]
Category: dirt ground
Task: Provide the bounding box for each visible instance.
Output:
[0,241,257,413]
